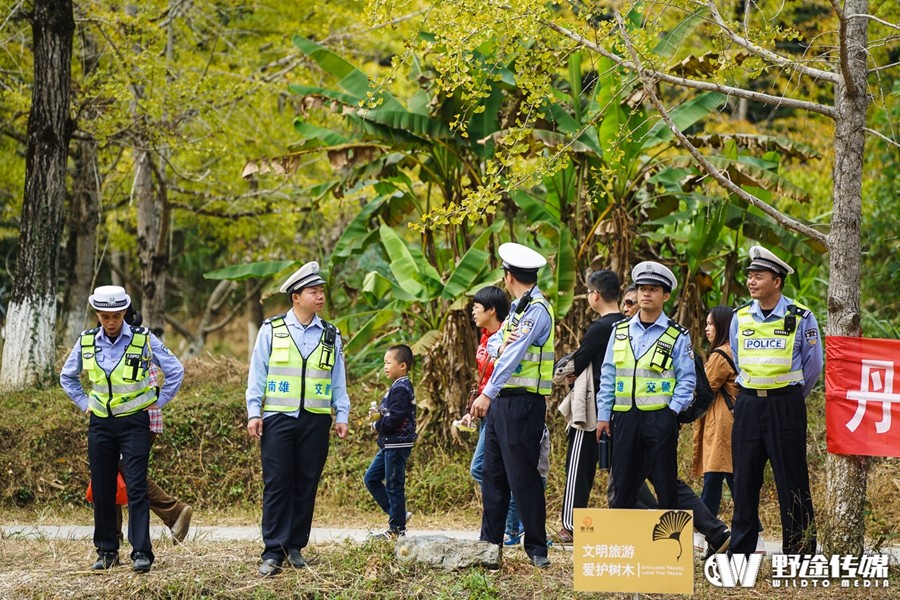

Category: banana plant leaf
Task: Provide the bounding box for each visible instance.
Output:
[554,228,577,318]
[292,36,404,112]
[641,92,728,149]
[378,225,438,301]
[509,190,562,226]
[362,270,420,304]
[290,121,350,150]
[412,329,442,355]
[705,156,812,202]
[357,109,454,139]
[288,84,361,106]
[441,219,506,299]
[653,9,706,58]
[686,201,728,273]
[531,128,598,155]
[684,133,820,160]
[467,83,504,157]
[330,197,390,264]
[343,303,402,359]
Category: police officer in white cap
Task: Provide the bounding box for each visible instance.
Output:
[596,262,696,510]
[470,242,554,568]
[60,285,185,572]
[245,261,350,576]
[729,246,822,556]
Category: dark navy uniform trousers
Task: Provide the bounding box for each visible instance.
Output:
[260,411,331,561]
[88,410,152,561]
[480,391,548,558]
[731,387,815,555]
[609,407,679,509]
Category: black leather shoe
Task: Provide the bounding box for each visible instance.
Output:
[258,558,283,577]
[704,532,731,560]
[287,549,307,568]
[132,552,152,573]
[530,555,551,569]
[91,552,119,571]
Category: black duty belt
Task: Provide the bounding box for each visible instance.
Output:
[739,386,801,398]
[497,387,532,398]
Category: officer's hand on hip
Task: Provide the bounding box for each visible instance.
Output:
[247,417,263,439]
[596,421,610,441]
[334,422,348,439]
[471,393,491,418]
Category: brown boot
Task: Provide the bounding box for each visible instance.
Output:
[170,505,193,543]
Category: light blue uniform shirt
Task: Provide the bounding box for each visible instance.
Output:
[481,288,553,399]
[60,325,185,412]
[596,312,696,422]
[729,295,823,398]
[246,310,350,423]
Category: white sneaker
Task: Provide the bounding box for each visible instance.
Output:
[755,536,767,554]
[693,532,706,553]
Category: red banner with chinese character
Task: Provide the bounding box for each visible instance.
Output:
[826,336,900,457]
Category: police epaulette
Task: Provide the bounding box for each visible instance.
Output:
[787,304,810,318]
[666,320,689,336]
[613,317,630,328]
[263,313,287,326]
[735,301,752,312]
[129,325,149,334]
[80,326,101,336]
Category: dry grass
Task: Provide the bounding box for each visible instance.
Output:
[0,536,896,599]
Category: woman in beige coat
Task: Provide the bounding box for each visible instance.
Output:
[692,306,740,517]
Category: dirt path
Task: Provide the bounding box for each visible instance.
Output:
[1,524,481,544]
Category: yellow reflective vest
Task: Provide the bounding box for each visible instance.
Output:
[263,316,337,414]
[612,320,685,411]
[735,302,808,389]
[81,327,157,418]
[501,297,555,395]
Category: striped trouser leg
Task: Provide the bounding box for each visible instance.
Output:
[561,427,600,531]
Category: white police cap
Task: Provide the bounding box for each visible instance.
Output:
[498,242,546,276]
[280,261,326,295]
[88,285,132,311]
[632,261,677,291]
[746,245,794,277]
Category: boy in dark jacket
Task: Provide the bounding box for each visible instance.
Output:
[365,344,417,539]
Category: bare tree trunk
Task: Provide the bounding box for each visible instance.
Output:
[822,0,870,556]
[59,137,100,344]
[247,278,264,357]
[135,151,170,336]
[0,0,74,391]
[59,25,102,346]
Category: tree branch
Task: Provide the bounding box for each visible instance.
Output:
[864,127,900,149]
[869,60,900,73]
[543,21,837,118]
[202,278,267,335]
[163,314,197,343]
[168,201,311,219]
[706,0,840,83]
[613,12,829,248]
[830,0,860,98]
[847,14,900,31]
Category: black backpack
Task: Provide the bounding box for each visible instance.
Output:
[677,354,716,424]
